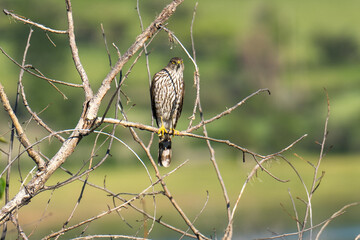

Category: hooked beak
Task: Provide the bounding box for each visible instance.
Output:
[176,60,182,70]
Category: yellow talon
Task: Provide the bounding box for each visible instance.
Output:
[158,125,168,137]
[170,129,180,136]
[158,117,169,137]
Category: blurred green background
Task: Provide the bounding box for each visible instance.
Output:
[0,0,359,239]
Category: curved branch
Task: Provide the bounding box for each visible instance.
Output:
[0,83,46,170]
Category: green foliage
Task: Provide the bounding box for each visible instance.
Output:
[313,32,359,64]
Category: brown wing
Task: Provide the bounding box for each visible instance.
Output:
[150,69,168,127]
[150,73,158,127]
[174,80,185,129]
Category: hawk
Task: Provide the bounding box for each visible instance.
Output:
[150,57,185,167]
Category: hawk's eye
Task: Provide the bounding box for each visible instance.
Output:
[171,61,176,64]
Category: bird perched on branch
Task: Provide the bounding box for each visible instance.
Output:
[150,57,185,167]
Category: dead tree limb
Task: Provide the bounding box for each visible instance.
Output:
[0,0,184,224]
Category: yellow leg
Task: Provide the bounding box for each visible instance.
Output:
[158,117,168,137]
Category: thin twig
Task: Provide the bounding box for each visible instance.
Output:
[19,74,66,143]
[251,155,289,183]
[0,47,83,88]
[27,65,68,99]
[3,9,67,34]
[160,25,198,70]
[187,88,271,132]
[256,202,359,240]
[11,214,29,240]
[226,134,308,233]
[300,89,330,239]
[100,24,112,66]
[136,0,155,150]
[190,2,198,64]
[187,2,200,128]
[136,0,152,85]
[315,202,359,240]
[71,235,149,240]
[180,190,209,240]
[100,117,307,160]
[288,189,301,232]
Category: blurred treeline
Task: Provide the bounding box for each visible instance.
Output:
[1,0,360,157]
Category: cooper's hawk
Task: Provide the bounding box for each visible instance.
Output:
[150,57,185,167]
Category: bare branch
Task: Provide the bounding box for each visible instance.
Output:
[315,202,359,240]
[136,0,152,85]
[71,235,149,240]
[187,88,271,132]
[288,189,301,232]
[251,155,289,183]
[190,2,198,63]
[300,89,331,239]
[65,0,93,100]
[3,9,67,34]
[0,0,184,224]
[180,190,209,240]
[19,78,66,142]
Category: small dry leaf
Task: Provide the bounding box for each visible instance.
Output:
[168,31,175,49]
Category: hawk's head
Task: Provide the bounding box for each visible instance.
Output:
[168,57,184,72]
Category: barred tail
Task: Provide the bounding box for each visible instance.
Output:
[158,134,172,167]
